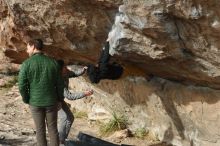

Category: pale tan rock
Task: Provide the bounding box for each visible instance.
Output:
[69,76,220,146]
[108,0,220,89]
[107,129,131,143]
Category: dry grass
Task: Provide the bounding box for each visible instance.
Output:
[72,108,88,119]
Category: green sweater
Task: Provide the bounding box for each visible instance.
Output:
[18,53,64,107]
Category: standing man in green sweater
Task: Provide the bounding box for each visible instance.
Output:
[18,39,63,146]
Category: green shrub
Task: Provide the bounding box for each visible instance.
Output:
[2,75,18,89]
[134,127,148,139]
[99,112,128,136]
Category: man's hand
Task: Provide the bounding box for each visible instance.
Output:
[84,89,93,96]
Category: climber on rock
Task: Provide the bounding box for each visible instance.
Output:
[87,41,124,83]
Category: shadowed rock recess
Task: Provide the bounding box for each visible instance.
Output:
[1,0,220,146]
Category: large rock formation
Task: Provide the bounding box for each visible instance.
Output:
[1,0,220,88]
[1,0,220,146]
[0,0,122,63]
[108,0,220,89]
[68,75,220,146]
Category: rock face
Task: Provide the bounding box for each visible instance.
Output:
[0,50,19,73]
[1,0,220,146]
[108,0,220,89]
[1,0,220,88]
[0,0,122,63]
[68,75,220,146]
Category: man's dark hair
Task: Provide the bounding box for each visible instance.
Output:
[57,59,65,69]
[28,39,44,50]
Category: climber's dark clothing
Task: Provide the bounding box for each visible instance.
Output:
[87,41,123,83]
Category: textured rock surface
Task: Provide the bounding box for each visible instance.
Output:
[0,50,19,73]
[69,75,220,146]
[108,0,220,89]
[1,0,220,88]
[0,0,220,88]
[0,0,122,64]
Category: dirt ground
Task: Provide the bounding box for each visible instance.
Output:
[0,82,171,146]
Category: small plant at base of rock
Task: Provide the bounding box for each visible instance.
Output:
[134,127,148,139]
[2,75,18,89]
[99,112,128,136]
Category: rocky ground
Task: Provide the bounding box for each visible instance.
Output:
[0,75,171,146]
[0,85,36,146]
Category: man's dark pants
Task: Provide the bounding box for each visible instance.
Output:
[30,104,59,146]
